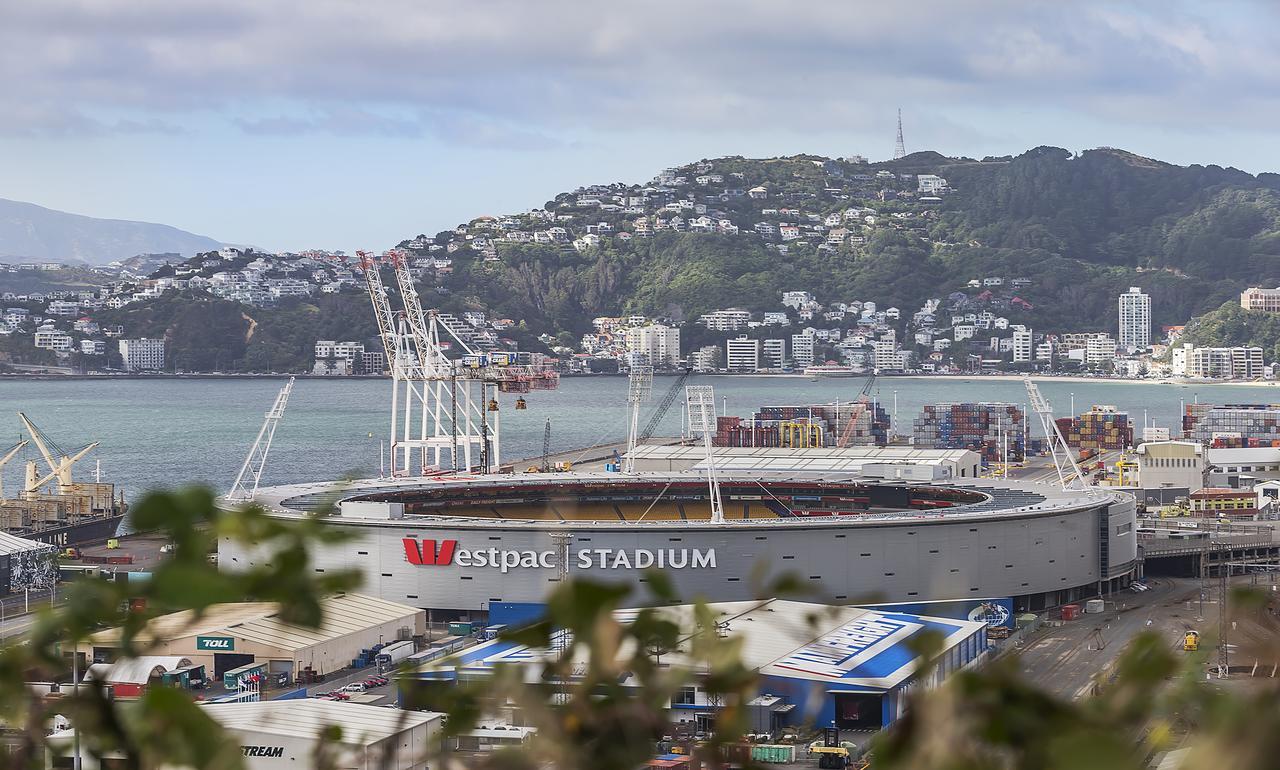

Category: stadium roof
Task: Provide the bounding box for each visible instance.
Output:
[415,598,986,693]
[87,593,422,652]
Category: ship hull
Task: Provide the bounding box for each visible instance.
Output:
[17,514,127,548]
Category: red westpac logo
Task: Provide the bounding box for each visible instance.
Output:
[403,538,457,566]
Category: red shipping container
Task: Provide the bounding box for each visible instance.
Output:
[1060,604,1080,621]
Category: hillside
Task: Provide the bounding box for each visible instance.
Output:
[1178,301,1280,362]
[0,198,223,265]
[400,147,1279,341]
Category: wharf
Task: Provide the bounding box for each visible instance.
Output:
[509,436,686,473]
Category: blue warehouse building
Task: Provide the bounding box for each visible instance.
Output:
[407,598,989,732]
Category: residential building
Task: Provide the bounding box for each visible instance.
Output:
[690,345,720,372]
[1085,334,1118,365]
[80,340,106,355]
[725,336,761,372]
[119,337,166,371]
[790,332,815,369]
[1012,328,1033,363]
[1240,286,1280,312]
[1171,344,1191,377]
[33,326,73,353]
[625,324,681,368]
[762,338,786,370]
[1186,346,1265,380]
[916,175,948,194]
[1118,287,1150,352]
[699,309,752,331]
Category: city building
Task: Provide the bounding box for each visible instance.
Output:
[33,326,73,353]
[1240,286,1280,312]
[916,175,949,194]
[690,345,719,372]
[1118,287,1150,352]
[725,336,760,372]
[1189,488,1258,519]
[790,332,815,369]
[118,338,165,371]
[698,308,751,332]
[1011,329,1033,363]
[625,324,681,368]
[761,338,786,370]
[1185,346,1264,380]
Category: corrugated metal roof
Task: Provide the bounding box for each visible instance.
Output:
[89,593,422,653]
[0,530,54,557]
[200,700,441,744]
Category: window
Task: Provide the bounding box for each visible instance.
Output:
[673,686,697,705]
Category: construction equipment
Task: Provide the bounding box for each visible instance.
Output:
[227,377,295,502]
[1022,377,1087,490]
[1183,630,1200,651]
[636,368,693,445]
[357,249,561,475]
[623,365,653,473]
[835,370,877,448]
[18,412,99,494]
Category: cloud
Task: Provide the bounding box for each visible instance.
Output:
[1,0,1278,145]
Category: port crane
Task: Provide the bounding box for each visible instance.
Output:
[227,377,295,502]
[635,368,694,448]
[0,440,28,499]
[358,249,559,475]
[17,413,98,496]
[835,369,878,448]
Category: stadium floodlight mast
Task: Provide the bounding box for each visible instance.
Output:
[685,384,725,524]
[1023,376,1088,490]
[228,376,295,502]
[623,365,654,473]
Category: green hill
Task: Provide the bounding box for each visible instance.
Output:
[408,147,1280,339]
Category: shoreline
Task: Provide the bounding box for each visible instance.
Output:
[0,371,1275,386]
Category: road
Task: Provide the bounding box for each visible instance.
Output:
[1015,577,1202,699]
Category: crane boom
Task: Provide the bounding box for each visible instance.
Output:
[637,369,693,444]
[28,443,96,493]
[389,249,443,374]
[358,251,403,375]
[17,412,59,474]
[0,440,27,499]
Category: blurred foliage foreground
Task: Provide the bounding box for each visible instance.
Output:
[0,488,1278,769]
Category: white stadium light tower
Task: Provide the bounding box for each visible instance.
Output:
[623,365,653,473]
[685,384,725,524]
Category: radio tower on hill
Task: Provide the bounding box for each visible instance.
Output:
[893,108,906,160]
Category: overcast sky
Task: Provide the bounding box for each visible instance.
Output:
[3,0,1277,252]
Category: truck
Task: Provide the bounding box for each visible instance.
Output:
[374,640,415,670]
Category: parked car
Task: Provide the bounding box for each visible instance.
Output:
[341,683,367,693]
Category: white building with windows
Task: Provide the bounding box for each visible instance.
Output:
[1118,287,1150,352]
[1186,346,1265,380]
[699,309,752,332]
[762,338,786,370]
[1012,328,1033,363]
[119,337,166,371]
[726,336,760,372]
[34,326,73,353]
[625,324,681,368]
[790,332,816,369]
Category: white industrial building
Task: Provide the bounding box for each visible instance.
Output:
[1134,440,1205,496]
[78,593,425,682]
[49,700,443,770]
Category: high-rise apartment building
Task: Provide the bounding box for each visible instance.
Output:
[1012,328,1033,363]
[1118,287,1150,352]
[762,338,786,370]
[625,324,681,367]
[119,337,166,371]
[790,333,815,369]
[725,336,761,372]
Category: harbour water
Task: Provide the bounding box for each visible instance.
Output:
[0,376,1275,499]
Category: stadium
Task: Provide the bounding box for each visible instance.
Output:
[223,469,1137,619]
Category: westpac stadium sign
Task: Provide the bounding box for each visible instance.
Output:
[403,538,716,574]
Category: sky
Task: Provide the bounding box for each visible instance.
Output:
[3,0,1279,253]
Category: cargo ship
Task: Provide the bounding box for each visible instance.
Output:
[0,413,128,547]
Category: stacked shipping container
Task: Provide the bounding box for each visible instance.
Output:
[1183,404,1280,448]
[1054,406,1132,451]
[713,401,890,448]
[912,402,1025,462]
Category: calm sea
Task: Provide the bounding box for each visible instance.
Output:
[0,376,1275,499]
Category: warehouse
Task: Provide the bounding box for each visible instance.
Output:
[0,530,56,597]
[78,592,425,682]
[406,598,988,732]
[625,445,981,479]
[226,471,1136,616]
[49,700,443,770]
